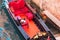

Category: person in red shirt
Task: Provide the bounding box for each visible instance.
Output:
[9,0,33,20]
[9,0,25,10]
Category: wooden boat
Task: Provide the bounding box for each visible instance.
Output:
[2,0,56,40]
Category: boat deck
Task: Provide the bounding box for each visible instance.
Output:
[17,14,40,38]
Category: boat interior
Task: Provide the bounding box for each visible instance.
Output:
[4,0,56,40]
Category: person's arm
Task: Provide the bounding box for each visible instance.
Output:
[10,7,15,13]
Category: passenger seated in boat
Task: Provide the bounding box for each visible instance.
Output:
[9,0,33,20]
[16,16,29,27]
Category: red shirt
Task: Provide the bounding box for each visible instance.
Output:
[9,0,33,20]
[9,0,25,11]
[17,0,25,8]
[9,2,18,10]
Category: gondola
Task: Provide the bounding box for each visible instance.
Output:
[2,0,56,40]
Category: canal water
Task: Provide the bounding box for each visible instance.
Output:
[0,9,22,40]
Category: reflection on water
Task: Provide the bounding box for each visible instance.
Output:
[0,9,20,40]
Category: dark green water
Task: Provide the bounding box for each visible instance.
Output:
[0,5,25,40]
[0,10,20,40]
